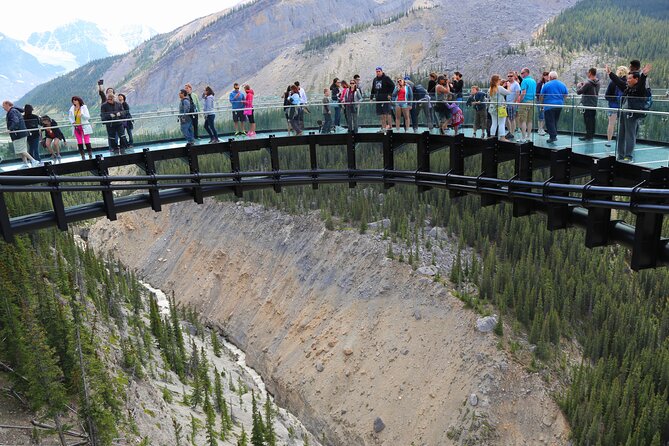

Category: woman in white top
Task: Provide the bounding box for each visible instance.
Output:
[68,96,94,159]
[488,75,511,142]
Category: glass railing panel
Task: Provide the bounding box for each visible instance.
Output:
[2,94,669,170]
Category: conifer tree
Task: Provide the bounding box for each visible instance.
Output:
[214,367,224,413]
[212,331,222,358]
[204,393,218,446]
[237,426,248,446]
[263,393,276,446]
[172,417,183,446]
[250,391,265,446]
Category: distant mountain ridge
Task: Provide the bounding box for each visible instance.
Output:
[1,20,156,101]
[16,0,580,114]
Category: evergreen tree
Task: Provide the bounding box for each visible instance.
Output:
[263,393,276,446]
[204,393,218,446]
[237,426,248,446]
[250,391,265,446]
[212,331,222,358]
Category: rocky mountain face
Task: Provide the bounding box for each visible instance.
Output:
[88,199,570,445]
[18,0,579,110]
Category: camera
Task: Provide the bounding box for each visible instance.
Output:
[98,79,104,85]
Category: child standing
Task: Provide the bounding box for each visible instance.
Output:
[466,86,488,138]
[321,88,332,134]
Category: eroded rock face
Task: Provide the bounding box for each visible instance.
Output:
[88,199,570,445]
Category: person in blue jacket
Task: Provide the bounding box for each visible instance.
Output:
[229,83,246,136]
[392,78,413,132]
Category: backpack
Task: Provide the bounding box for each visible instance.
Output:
[413,85,428,101]
[188,94,196,113]
[642,87,653,111]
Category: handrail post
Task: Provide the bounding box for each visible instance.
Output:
[347,131,356,188]
[44,162,68,231]
[0,191,13,242]
[309,140,318,190]
[95,155,117,220]
[546,147,571,230]
[449,133,465,198]
[383,130,394,189]
[186,145,203,204]
[142,148,161,212]
[417,131,431,193]
[269,135,281,193]
[512,141,534,217]
[228,138,243,198]
[585,156,615,247]
[480,138,499,207]
[630,167,669,270]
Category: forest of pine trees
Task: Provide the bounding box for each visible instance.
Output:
[0,182,317,445]
[151,139,669,445]
[540,0,669,87]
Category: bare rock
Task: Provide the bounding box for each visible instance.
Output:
[315,361,324,372]
[469,393,478,406]
[417,266,438,276]
[476,315,498,333]
[373,417,385,433]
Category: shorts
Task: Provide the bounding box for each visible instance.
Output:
[506,105,517,120]
[232,110,246,122]
[376,102,392,116]
[395,103,409,109]
[607,110,618,117]
[12,137,28,155]
[538,108,545,120]
[516,103,534,123]
[245,111,255,124]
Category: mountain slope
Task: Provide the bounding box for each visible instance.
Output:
[0,34,63,101]
[17,0,579,110]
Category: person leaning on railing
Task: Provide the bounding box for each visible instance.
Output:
[606,63,652,162]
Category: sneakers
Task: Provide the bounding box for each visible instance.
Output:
[622,156,633,162]
[234,131,241,136]
[546,138,557,144]
[538,129,546,136]
[247,131,256,137]
[604,142,612,147]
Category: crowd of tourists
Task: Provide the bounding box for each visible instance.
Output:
[2,58,654,168]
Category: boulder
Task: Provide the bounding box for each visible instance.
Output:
[469,393,478,406]
[417,266,437,276]
[476,315,498,333]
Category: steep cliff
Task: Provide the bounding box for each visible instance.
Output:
[88,199,569,445]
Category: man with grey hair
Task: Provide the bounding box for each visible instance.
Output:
[538,71,569,144]
[2,100,39,167]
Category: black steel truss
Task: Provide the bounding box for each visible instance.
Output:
[1,130,668,270]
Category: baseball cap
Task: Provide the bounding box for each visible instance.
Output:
[375,66,383,71]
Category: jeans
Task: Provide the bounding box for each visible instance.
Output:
[617,113,643,159]
[180,120,194,143]
[333,105,341,127]
[204,114,218,139]
[322,113,332,133]
[27,134,40,161]
[544,108,562,140]
[345,108,358,133]
[106,125,127,150]
[191,115,199,139]
[583,109,596,138]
